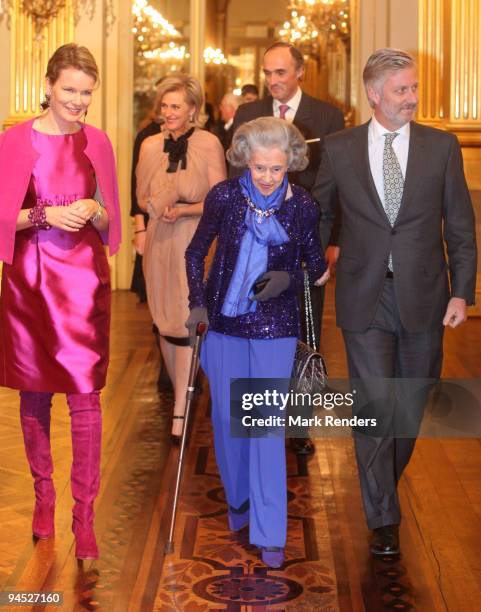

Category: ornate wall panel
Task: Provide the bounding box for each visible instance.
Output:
[190,0,206,83]
[418,0,481,144]
[327,38,349,115]
[448,0,481,130]
[3,0,73,129]
[417,0,445,126]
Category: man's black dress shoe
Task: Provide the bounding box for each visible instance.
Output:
[370,524,400,556]
[291,437,315,455]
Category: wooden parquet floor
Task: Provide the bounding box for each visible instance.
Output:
[1,289,481,611]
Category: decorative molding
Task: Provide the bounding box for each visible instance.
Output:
[417,0,445,126]
[418,0,481,138]
[190,0,206,83]
[449,0,481,124]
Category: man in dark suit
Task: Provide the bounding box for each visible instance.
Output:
[214,92,241,151]
[233,41,344,455]
[313,48,477,556]
[233,41,344,237]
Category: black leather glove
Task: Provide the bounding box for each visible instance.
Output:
[251,271,291,302]
[185,307,209,347]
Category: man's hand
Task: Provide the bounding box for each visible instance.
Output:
[325,245,340,273]
[442,297,467,328]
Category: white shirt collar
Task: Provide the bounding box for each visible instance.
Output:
[370,115,410,142]
[224,117,233,130]
[273,87,303,115]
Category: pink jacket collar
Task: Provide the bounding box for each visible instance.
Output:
[0,118,121,264]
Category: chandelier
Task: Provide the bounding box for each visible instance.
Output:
[132,0,182,60]
[132,0,180,40]
[280,0,350,47]
[204,47,228,65]
[0,0,13,25]
[0,0,115,35]
[133,1,228,68]
[143,43,190,62]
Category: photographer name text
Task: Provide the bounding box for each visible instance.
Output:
[240,415,377,427]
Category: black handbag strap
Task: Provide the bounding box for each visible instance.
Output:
[303,270,317,352]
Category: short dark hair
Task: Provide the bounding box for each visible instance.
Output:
[264,42,304,71]
[241,83,259,97]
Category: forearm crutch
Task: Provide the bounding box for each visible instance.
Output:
[164,322,207,554]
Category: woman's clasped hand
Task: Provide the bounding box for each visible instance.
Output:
[44,199,100,230]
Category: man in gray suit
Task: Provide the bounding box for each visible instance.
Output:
[313,48,477,556]
[233,42,344,456]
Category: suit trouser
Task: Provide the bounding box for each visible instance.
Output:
[201,331,297,548]
[342,279,443,530]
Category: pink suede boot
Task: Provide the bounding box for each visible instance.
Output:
[68,392,102,560]
[20,391,56,539]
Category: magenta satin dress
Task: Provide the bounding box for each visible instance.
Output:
[0,128,111,393]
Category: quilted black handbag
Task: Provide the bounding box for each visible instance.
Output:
[291,271,328,394]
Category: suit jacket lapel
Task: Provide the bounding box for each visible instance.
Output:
[264,96,274,117]
[397,121,425,220]
[293,92,314,136]
[348,122,390,224]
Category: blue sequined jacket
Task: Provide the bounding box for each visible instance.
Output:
[185,178,326,339]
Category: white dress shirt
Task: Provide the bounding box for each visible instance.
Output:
[224,117,233,131]
[272,87,303,123]
[368,115,410,206]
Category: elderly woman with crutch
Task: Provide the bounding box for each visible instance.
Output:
[185,117,327,568]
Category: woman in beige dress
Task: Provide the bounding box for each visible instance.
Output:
[136,75,226,440]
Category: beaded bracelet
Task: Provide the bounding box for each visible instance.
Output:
[90,200,103,223]
[28,204,51,230]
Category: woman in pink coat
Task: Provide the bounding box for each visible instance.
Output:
[0,44,121,560]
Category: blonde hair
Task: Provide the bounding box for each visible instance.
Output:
[41,43,99,110]
[228,117,308,171]
[154,74,205,127]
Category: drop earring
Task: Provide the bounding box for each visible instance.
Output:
[41,93,51,111]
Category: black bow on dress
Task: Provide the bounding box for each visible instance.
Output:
[163,127,195,173]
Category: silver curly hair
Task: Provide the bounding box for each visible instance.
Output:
[227,117,309,171]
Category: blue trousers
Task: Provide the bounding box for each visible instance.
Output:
[201,331,296,548]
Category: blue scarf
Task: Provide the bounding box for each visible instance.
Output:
[221,170,289,317]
